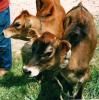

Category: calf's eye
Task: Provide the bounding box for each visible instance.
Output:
[44,51,52,57]
[41,51,53,60]
[14,22,21,29]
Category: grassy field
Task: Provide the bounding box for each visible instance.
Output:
[0,36,99,100]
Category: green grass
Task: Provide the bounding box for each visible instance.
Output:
[0,39,99,100]
[83,38,99,99]
[0,55,40,100]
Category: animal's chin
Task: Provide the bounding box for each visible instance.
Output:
[29,71,40,77]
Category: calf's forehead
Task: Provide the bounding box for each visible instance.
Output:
[32,40,50,54]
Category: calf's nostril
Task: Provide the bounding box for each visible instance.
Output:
[23,68,31,75]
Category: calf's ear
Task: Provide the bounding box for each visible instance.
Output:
[27,29,40,41]
[36,0,42,12]
[60,40,71,61]
[64,16,72,29]
[21,10,30,17]
[60,40,71,52]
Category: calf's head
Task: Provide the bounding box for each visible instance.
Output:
[23,32,71,77]
[3,10,40,40]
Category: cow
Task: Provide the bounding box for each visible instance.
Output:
[3,0,65,41]
[23,32,71,77]
[22,32,72,100]
[60,2,97,99]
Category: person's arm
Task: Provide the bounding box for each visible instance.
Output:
[0,0,9,12]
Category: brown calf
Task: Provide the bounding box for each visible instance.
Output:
[61,3,97,99]
[3,0,65,40]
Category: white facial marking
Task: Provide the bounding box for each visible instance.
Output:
[66,50,71,59]
[44,45,53,54]
[23,66,40,77]
[43,45,55,58]
[60,50,71,69]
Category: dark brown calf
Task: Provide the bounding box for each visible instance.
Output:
[61,3,97,99]
[23,32,71,77]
